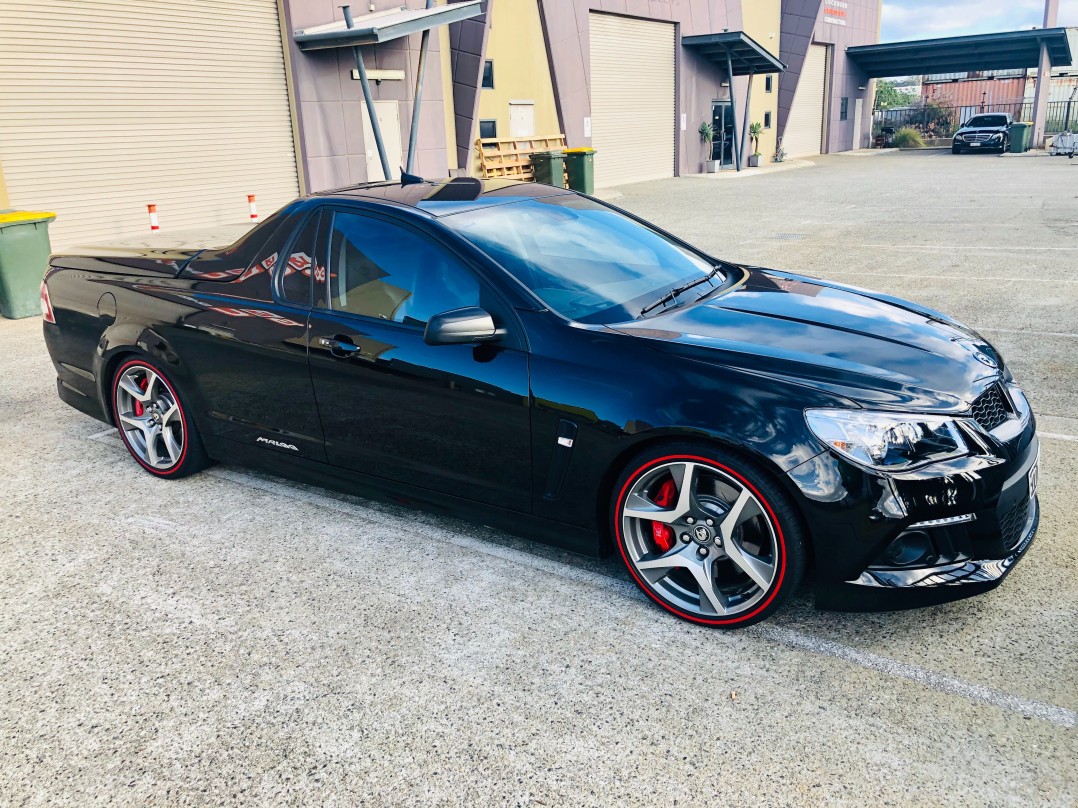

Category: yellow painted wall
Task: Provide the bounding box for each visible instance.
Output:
[740,0,782,163]
[476,0,559,148]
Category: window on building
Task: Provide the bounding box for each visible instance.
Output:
[482,60,494,89]
[764,111,772,129]
[840,97,849,121]
[765,75,773,93]
[479,119,497,141]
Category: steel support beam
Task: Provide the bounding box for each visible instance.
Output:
[342,5,391,180]
[726,50,741,172]
[405,0,435,173]
[739,70,755,168]
[1032,0,1060,148]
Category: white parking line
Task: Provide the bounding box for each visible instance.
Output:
[1041,432,1078,443]
[975,327,1078,339]
[853,244,1078,252]
[824,272,1078,285]
[86,429,1077,728]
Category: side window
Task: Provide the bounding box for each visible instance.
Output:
[320,212,481,327]
[277,211,322,307]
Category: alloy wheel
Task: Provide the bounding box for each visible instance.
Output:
[115,363,185,471]
[618,458,783,621]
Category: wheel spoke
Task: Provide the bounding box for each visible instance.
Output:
[636,544,694,572]
[159,401,179,427]
[686,555,730,616]
[145,425,162,466]
[623,462,698,524]
[724,540,775,591]
[118,411,150,431]
[162,425,182,463]
[719,488,754,540]
[118,374,150,402]
[142,370,160,400]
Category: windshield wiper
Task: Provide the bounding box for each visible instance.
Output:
[640,265,724,316]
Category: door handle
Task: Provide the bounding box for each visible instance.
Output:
[318,336,360,358]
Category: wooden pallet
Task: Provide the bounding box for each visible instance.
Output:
[474,134,567,181]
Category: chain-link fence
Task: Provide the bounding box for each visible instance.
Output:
[873,100,1075,139]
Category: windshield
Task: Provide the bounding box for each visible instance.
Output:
[442,195,717,323]
[964,115,1008,128]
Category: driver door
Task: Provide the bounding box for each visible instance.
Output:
[306,208,532,513]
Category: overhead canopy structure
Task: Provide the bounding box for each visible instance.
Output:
[681,31,786,172]
[681,31,788,75]
[293,2,484,180]
[294,1,482,51]
[847,28,1073,78]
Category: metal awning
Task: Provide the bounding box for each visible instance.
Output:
[681,31,787,75]
[847,28,1073,78]
[681,32,785,173]
[294,1,482,52]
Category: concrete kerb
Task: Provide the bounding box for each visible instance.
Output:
[685,158,815,179]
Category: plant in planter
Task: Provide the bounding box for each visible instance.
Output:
[748,121,763,167]
[699,121,717,173]
[774,136,787,163]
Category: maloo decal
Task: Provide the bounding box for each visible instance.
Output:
[257,436,298,451]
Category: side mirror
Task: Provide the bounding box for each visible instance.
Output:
[424,307,501,346]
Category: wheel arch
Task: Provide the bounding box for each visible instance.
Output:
[95,326,199,426]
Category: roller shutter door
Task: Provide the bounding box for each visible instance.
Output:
[782,44,828,159]
[0,0,300,250]
[589,13,675,188]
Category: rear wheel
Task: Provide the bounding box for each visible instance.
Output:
[612,444,805,628]
[111,358,209,478]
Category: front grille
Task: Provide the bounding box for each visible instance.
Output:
[999,497,1030,551]
[971,384,1011,432]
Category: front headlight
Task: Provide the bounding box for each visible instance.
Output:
[805,409,969,471]
[954,134,966,142]
[989,133,1002,140]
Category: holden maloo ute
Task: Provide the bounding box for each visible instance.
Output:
[42,177,1039,628]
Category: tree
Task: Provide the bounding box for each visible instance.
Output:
[875,79,918,110]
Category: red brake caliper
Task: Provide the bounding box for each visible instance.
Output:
[133,375,148,416]
[650,477,678,553]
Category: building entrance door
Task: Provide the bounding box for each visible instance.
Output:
[712,102,735,168]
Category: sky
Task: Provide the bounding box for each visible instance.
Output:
[881,0,1078,42]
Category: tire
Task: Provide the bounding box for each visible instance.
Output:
[111,356,210,479]
[952,145,961,155]
[611,442,806,628]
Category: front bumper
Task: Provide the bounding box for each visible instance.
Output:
[816,495,1038,611]
[788,411,1040,612]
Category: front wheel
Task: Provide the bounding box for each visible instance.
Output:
[612,444,806,628]
[111,357,209,478]
[952,145,962,155]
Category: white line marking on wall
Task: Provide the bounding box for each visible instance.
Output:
[1041,432,1078,443]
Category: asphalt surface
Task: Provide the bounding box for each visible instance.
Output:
[2,151,1076,806]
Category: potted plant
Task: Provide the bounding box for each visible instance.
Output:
[748,122,763,167]
[774,135,786,163]
[699,122,717,173]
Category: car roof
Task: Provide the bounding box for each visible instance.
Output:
[311,177,574,217]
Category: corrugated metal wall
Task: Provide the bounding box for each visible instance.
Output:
[0,0,300,249]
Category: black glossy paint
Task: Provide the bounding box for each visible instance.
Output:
[42,178,1039,610]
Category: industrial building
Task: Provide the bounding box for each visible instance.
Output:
[0,0,885,248]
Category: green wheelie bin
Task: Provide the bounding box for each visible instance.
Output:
[530,151,566,187]
[564,148,596,194]
[1009,122,1032,153]
[0,210,56,319]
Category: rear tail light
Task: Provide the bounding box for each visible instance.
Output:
[40,281,56,323]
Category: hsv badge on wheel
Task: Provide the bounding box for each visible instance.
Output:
[42,177,1040,627]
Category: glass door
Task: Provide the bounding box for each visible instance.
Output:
[712,102,735,169]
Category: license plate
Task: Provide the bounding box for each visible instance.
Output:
[970,143,981,147]
[1028,455,1039,500]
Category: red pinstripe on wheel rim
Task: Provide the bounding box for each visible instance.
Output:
[112,359,190,476]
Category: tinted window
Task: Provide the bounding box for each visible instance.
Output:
[479,119,498,140]
[764,111,772,129]
[964,115,1008,128]
[443,195,716,324]
[765,75,773,93]
[482,60,494,89]
[277,212,321,306]
[840,97,849,121]
[321,212,480,327]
